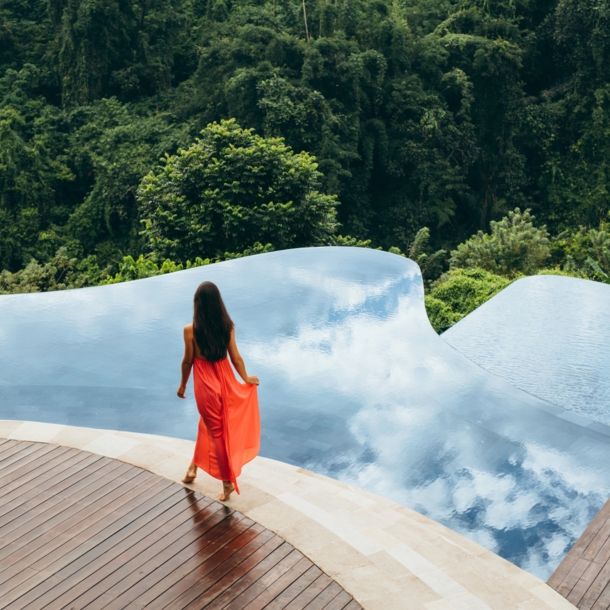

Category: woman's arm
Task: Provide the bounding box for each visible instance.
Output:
[177,325,195,398]
[228,327,259,385]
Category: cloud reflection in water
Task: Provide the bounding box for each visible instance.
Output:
[1,247,609,580]
[247,256,610,579]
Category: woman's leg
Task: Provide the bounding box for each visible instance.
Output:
[208,427,237,500]
[208,430,231,481]
[182,461,197,484]
[197,386,234,499]
[219,480,235,501]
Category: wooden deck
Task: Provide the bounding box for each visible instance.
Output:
[548,498,610,609]
[0,439,362,610]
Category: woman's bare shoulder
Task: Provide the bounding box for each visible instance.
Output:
[184,323,193,336]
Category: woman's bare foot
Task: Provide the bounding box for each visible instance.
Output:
[219,481,235,501]
[182,462,197,484]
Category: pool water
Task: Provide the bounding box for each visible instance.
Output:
[443,275,610,426]
[1,247,609,579]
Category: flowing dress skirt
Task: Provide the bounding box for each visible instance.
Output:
[192,356,260,493]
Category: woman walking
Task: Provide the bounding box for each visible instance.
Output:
[177,281,260,501]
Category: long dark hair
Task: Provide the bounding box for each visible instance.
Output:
[193,282,234,362]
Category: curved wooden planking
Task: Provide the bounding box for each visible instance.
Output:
[548,498,610,610]
[0,439,361,610]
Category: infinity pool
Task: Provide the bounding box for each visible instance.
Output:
[1,247,609,579]
[443,275,610,426]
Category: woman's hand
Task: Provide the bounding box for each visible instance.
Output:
[245,375,260,386]
[177,385,187,398]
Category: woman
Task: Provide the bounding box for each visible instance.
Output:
[177,281,260,501]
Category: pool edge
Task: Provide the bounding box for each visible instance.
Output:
[0,419,576,610]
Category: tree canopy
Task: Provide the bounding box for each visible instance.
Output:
[3,0,610,275]
[139,119,338,262]
[3,0,610,331]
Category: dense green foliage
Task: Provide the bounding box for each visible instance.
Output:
[448,208,610,283]
[427,208,610,331]
[3,0,610,330]
[407,227,446,280]
[426,267,512,332]
[0,241,274,293]
[139,119,338,262]
[450,209,550,276]
[3,0,610,275]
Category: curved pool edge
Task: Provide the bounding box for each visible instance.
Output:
[0,420,576,610]
[439,334,610,437]
[441,274,610,424]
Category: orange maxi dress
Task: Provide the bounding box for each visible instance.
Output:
[192,356,260,494]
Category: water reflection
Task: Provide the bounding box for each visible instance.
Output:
[443,275,610,426]
[1,247,609,579]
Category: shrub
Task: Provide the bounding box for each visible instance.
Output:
[424,295,461,333]
[450,209,550,276]
[0,248,104,294]
[425,267,514,332]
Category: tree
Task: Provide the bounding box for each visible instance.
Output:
[0,104,73,271]
[449,208,550,275]
[65,98,190,261]
[138,119,339,262]
[522,0,610,229]
[6,0,610,284]
[49,0,192,105]
[435,4,528,228]
[408,227,446,281]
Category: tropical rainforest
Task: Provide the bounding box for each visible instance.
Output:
[1,0,610,330]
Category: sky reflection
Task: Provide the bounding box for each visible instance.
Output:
[444,275,610,426]
[1,247,609,579]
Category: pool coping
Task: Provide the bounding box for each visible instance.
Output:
[0,420,576,610]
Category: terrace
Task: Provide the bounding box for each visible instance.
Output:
[1,247,609,609]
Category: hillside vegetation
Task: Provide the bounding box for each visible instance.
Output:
[2,0,610,328]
